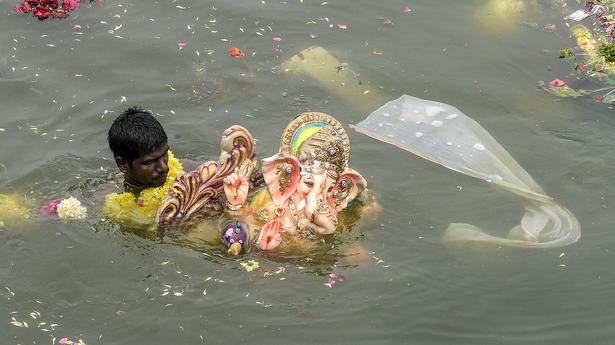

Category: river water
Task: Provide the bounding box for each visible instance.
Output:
[1,0,614,344]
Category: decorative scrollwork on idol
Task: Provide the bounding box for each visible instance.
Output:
[157,125,257,227]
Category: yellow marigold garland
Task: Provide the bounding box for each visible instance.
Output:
[0,194,31,228]
[103,150,183,229]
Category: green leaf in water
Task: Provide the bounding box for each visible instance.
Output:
[520,21,538,29]
[544,86,583,98]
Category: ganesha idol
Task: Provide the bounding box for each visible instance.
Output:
[157,112,376,254]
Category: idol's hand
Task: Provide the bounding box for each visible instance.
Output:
[223,172,249,206]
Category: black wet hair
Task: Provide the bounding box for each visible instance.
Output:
[108,106,168,163]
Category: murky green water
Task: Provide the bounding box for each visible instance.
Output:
[1,0,614,344]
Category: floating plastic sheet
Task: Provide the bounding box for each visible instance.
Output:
[351,94,580,248]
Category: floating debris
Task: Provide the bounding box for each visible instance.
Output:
[240,259,260,272]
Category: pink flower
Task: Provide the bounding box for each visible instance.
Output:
[178,41,186,50]
[548,79,568,88]
[15,2,32,14]
[327,273,345,286]
[61,0,79,11]
[383,18,392,25]
[337,22,348,30]
[40,199,62,217]
[403,5,412,13]
[58,338,68,345]
[272,35,282,42]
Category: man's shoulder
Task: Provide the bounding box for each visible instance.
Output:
[94,173,124,202]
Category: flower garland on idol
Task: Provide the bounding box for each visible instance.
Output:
[15,0,100,21]
[103,150,183,230]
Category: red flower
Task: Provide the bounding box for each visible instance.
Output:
[41,0,59,7]
[62,0,79,11]
[15,1,32,14]
[18,0,95,21]
[33,6,51,20]
[228,47,245,58]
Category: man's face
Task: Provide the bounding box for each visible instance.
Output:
[117,145,170,188]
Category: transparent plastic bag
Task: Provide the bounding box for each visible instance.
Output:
[351,94,580,248]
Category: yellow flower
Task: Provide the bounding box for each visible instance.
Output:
[240,259,260,272]
[103,150,183,229]
[0,194,31,227]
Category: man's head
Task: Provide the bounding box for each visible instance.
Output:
[108,107,170,188]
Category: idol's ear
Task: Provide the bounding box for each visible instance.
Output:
[262,154,301,206]
[328,169,367,212]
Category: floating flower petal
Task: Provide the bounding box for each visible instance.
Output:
[548,79,568,88]
[327,273,345,286]
[228,47,245,58]
[241,259,260,272]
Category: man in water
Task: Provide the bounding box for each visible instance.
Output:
[102,107,197,229]
[108,107,171,193]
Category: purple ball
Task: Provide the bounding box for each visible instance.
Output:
[221,221,249,249]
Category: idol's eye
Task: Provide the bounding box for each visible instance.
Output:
[304,181,314,188]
